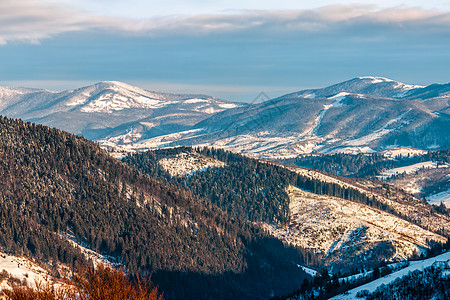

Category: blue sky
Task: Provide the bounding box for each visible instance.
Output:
[0,0,449,101]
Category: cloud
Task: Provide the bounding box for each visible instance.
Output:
[0,0,115,44]
[1,0,450,44]
[153,6,450,36]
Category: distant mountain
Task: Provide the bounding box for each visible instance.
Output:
[0,81,237,141]
[281,76,426,99]
[119,77,447,159]
[0,77,448,159]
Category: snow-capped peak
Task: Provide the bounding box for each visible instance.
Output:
[285,76,426,100]
[64,81,179,113]
[354,76,425,94]
[329,92,352,100]
[357,76,395,84]
[91,81,151,95]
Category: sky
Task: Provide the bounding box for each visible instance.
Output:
[0,0,449,101]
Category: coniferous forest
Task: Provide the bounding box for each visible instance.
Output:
[123,147,413,226]
[0,116,312,299]
[277,150,450,178]
[1,115,449,299]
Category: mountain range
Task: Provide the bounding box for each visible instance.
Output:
[0,77,449,299]
[160,76,449,159]
[1,77,448,200]
[3,76,448,159]
[0,81,237,143]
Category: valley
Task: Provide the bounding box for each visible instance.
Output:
[0,77,449,299]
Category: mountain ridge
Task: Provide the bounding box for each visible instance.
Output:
[1,77,448,159]
[0,115,310,300]
[280,76,426,100]
[122,146,450,274]
[0,81,239,144]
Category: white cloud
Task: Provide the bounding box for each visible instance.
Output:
[1,1,449,44]
[0,0,115,44]
[53,0,450,18]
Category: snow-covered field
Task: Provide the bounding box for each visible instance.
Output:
[379,161,448,179]
[262,186,445,265]
[0,252,50,290]
[381,148,427,159]
[427,190,450,207]
[331,251,450,300]
[158,151,226,177]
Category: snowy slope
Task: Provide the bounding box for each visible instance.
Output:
[331,251,450,300]
[285,165,450,237]
[1,77,448,160]
[282,76,425,99]
[0,252,50,290]
[0,81,237,142]
[379,161,449,179]
[262,186,446,271]
[384,162,450,204]
[427,190,450,207]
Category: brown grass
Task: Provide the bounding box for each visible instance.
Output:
[1,263,162,300]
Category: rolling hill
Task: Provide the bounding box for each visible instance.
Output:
[0,116,309,300]
[123,147,450,273]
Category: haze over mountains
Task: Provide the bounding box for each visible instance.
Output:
[1,77,448,203]
[2,76,447,159]
[0,81,237,143]
[168,76,450,159]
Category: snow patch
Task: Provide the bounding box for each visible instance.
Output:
[358,76,394,84]
[139,122,156,128]
[304,92,316,99]
[329,146,375,154]
[379,161,448,179]
[382,148,428,159]
[158,152,226,177]
[0,252,50,290]
[427,190,450,208]
[218,103,238,109]
[299,265,318,277]
[183,98,209,104]
[331,251,450,299]
[329,92,350,102]
[105,127,143,145]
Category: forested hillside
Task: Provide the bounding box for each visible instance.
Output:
[124,147,450,273]
[276,149,450,206]
[366,264,450,300]
[0,116,309,300]
[123,147,417,226]
[277,150,450,178]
